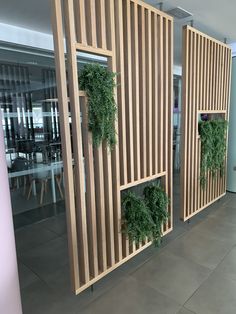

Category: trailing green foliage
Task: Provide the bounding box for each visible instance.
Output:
[199,119,228,187]
[122,191,154,244]
[79,63,117,149]
[122,183,169,246]
[144,184,169,246]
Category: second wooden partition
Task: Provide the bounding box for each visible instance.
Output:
[180,26,232,221]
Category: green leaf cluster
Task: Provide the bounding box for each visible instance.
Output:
[79,63,117,149]
[144,184,169,246]
[122,191,153,244]
[199,119,228,187]
[122,184,169,246]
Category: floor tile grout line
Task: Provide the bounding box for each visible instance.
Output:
[181,244,236,309]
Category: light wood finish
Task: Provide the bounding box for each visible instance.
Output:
[51,0,80,292]
[80,97,99,278]
[63,0,90,285]
[52,0,173,294]
[180,25,232,221]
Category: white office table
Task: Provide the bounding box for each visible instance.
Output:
[8,161,64,203]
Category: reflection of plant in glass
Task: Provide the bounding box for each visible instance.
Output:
[199,119,228,187]
[79,63,117,149]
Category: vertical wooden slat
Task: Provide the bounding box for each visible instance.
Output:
[131,2,141,181]
[114,0,127,187]
[180,26,189,220]
[194,33,200,212]
[146,10,152,176]
[123,0,134,183]
[114,0,129,258]
[163,18,169,208]
[218,45,222,111]
[203,37,207,111]
[74,0,87,45]
[187,29,193,216]
[153,14,158,175]
[94,147,107,272]
[51,0,80,292]
[158,15,164,174]
[102,0,116,269]
[215,44,220,110]
[85,0,97,47]
[139,6,147,178]
[96,0,107,49]
[223,47,227,111]
[220,46,225,110]
[63,0,90,284]
[102,144,115,267]
[191,32,197,214]
[199,35,203,111]
[206,39,211,109]
[81,97,99,278]
[108,0,123,264]
[168,18,173,230]
[212,42,216,110]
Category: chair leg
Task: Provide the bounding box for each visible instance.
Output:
[23,176,27,195]
[45,179,48,193]
[27,181,33,200]
[56,175,64,199]
[40,181,45,205]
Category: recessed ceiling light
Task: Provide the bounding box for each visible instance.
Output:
[166,7,192,19]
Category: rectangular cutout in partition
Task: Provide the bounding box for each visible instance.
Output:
[180,25,232,221]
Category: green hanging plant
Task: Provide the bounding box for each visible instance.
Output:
[122,191,154,244]
[144,184,169,246]
[122,183,169,246]
[79,63,117,149]
[199,119,228,187]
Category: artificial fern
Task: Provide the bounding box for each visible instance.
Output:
[144,184,169,246]
[122,191,154,244]
[199,119,228,187]
[79,63,117,149]
[122,184,169,246]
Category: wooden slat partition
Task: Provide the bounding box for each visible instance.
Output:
[180,26,232,221]
[51,0,173,294]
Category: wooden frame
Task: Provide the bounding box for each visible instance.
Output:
[180,26,232,221]
[51,0,173,294]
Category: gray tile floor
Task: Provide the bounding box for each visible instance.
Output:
[16,181,236,314]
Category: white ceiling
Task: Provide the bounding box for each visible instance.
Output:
[0,0,235,65]
[146,0,236,65]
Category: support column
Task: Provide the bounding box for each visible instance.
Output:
[227,57,236,192]
[0,111,22,314]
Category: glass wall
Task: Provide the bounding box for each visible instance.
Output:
[0,42,106,229]
[0,43,64,227]
[173,74,181,172]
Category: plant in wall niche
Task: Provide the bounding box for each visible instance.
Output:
[122,184,169,246]
[122,191,154,244]
[199,119,228,188]
[144,184,169,246]
[79,63,117,149]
